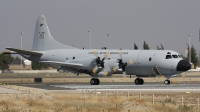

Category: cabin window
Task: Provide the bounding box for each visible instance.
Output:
[172,55,178,58]
[73,57,75,59]
[66,58,68,60]
[165,55,172,59]
[149,57,152,61]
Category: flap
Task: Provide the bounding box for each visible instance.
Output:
[40,61,83,68]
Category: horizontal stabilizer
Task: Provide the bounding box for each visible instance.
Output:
[40,61,83,68]
[6,47,43,56]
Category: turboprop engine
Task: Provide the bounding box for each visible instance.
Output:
[90,59,120,77]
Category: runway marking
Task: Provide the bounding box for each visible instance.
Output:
[50,84,200,90]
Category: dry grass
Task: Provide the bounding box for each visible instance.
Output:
[0,92,199,112]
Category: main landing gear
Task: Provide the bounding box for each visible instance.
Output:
[90,78,100,85]
[135,77,144,85]
[89,77,170,85]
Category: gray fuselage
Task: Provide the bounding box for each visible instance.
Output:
[23,49,183,77]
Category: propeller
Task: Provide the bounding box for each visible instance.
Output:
[118,50,127,77]
[92,50,109,74]
[95,52,109,68]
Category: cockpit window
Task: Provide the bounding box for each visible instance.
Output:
[167,52,171,54]
[166,55,172,59]
[178,55,181,58]
[172,55,178,58]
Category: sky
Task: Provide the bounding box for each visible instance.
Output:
[1,0,200,56]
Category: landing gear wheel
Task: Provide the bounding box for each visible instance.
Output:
[135,78,140,85]
[164,80,170,85]
[135,78,144,85]
[90,78,100,85]
[96,78,100,85]
[139,78,144,85]
[90,78,95,85]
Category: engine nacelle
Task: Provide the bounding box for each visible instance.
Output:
[104,59,119,73]
[58,66,90,74]
[90,59,120,77]
[90,71,113,77]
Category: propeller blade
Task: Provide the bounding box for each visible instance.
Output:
[105,71,109,76]
[99,52,109,68]
[122,71,127,78]
[130,59,134,65]
[100,61,104,68]
[118,50,122,59]
[105,52,109,58]
[117,50,127,73]
[92,65,98,74]
[93,49,97,57]
[122,63,127,71]
[101,52,109,61]
[112,67,117,72]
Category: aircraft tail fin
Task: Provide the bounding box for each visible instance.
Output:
[32,15,77,51]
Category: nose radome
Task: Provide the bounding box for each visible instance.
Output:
[176,60,191,71]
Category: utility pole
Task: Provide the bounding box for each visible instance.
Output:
[189,34,191,64]
[199,29,200,67]
[21,32,24,70]
[107,34,109,49]
[199,50,200,67]
[88,31,91,49]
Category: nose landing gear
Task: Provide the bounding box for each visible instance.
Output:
[164,80,170,85]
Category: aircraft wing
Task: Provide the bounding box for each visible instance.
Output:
[6,47,43,56]
[40,61,83,68]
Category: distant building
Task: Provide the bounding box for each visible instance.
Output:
[24,59,31,66]
[9,59,32,70]
[9,59,55,70]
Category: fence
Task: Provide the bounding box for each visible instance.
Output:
[82,89,200,107]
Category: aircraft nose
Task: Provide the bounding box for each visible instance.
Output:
[176,60,191,71]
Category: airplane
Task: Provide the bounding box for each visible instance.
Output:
[5,15,191,85]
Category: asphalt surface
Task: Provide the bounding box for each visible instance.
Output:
[0,82,199,94]
[14,82,200,90]
[1,72,200,94]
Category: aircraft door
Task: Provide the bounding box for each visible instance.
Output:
[137,51,157,76]
[171,65,176,73]
[125,51,141,75]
